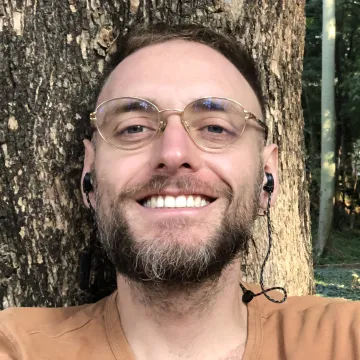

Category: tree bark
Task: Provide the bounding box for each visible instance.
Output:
[0,0,312,308]
[316,0,336,257]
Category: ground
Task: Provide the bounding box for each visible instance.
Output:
[314,229,360,301]
[315,267,360,300]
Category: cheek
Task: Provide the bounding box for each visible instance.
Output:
[207,147,260,191]
[94,149,152,193]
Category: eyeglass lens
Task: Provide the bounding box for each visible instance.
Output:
[96,97,246,149]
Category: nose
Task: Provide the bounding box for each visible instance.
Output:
[150,115,202,175]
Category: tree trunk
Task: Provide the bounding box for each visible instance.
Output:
[316,0,336,257]
[0,0,312,308]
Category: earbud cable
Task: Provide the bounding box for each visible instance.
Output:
[240,192,287,304]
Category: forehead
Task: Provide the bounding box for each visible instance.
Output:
[98,40,262,118]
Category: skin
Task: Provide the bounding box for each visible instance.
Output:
[82,40,279,360]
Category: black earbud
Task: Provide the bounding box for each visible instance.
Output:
[263,172,274,193]
[83,172,93,194]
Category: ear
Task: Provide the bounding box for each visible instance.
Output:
[259,144,279,210]
[81,139,95,209]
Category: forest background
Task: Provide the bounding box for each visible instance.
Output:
[305,0,360,300]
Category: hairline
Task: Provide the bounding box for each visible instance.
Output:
[99,37,265,115]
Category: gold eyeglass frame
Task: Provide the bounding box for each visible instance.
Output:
[89,96,268,150]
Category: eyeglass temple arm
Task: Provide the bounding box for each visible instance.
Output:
[247,113,268,141]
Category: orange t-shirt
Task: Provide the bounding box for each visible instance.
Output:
[0,283,359,359]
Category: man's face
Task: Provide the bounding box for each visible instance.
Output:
[83,40,277,288]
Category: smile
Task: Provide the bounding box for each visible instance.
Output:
[140,195,215,209]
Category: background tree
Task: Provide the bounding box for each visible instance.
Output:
[0,0,312,308]
[304,0,360,253]
[316,0,336,256]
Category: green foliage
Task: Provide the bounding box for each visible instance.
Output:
[303,0,322,87]
[303,0,322,193]
[313,225,360,301]
[315,268,360,300]
[314,228,360,264]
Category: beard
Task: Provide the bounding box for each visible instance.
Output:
[94,167,263,293]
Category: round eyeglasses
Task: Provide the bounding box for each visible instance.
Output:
[90,97,268,150]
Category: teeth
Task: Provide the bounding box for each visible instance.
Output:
[143,195,211,209]
[194,196,202,207]
[164,196,176,208]
[175,195,187,208]
[186,195,194,207]
[157,196,164,208]
[151,196,157,208]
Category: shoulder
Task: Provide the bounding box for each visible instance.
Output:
[248,285,360,359]
[0,295,109,334]
[246,282,358,318]
[0,293,113,359]
[264,292,359,319]
[251,283,360,323]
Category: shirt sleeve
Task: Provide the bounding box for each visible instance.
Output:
[0,327,17,360]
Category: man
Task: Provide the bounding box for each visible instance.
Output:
[0,23,359,360]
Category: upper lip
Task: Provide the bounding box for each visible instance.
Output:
[135,189,218,202]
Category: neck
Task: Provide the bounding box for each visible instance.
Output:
[116,261,248,360]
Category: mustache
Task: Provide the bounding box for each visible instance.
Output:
[116,175,233,201]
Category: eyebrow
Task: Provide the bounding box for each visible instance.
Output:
[135,97,225,109]
[191,98,227,111]
[100,96,228,117]
[107,99,154,115]
[100,99,154,126]
[139,97,158,104]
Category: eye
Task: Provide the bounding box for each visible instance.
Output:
[207,125,225,134]
[114,123,154,137]
[123,125,146,134]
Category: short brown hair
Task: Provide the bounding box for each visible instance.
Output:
[104,23,265,117]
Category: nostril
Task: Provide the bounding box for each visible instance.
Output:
[156,162,191,170]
